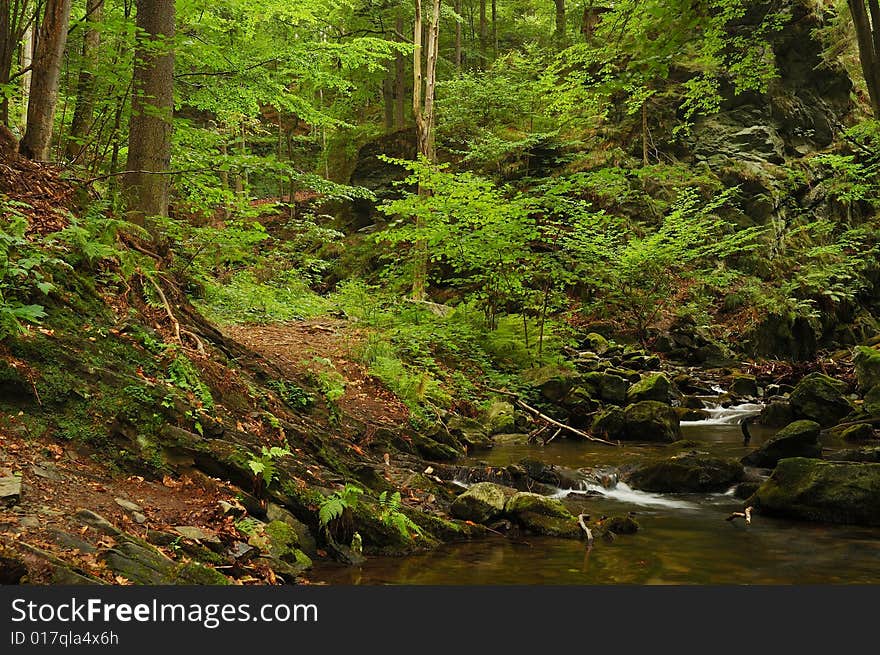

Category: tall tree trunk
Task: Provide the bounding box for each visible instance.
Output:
[19,22,33,134]
[848,0,880,115]
[454,0,462,70]
[491,0,497,56]
[383,69,395,129]
[123,0,174,225]
[394,9,405,127]
[66,0,103,161]
[20,0,72,160]
[553,0,566,47]
[411,0,441,301]
[479,0,486,68]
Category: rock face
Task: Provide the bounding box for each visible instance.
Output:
[504,492,580,537]
[854,346,880,392]
[581,372,629,406]
[741,420,822,468]
[0,476,22,507]
[479,401,516,435]
[789,373,852,427]
[760,400,795,428]
[748,458,880,526]
[626,373,673,404]
[450,482,515,523]
[622,401,682,442]
[626,453,744,492]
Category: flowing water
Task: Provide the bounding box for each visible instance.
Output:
[312,403,880,584]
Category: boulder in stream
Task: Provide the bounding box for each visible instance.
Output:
[626,453,744,493]
[789,373,853,427]
[626,373,673,404]
[729,373,758,398]
[622,401,682,442]
[450,482,516,524]
[865,385,880,417]
[741,420,822,468]
[759,400,795,428]
[581,371,629,406]
[854,346,880,392]
[748,458,880,526]
[504,492,581,537]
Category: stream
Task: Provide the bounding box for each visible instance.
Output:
[312,404,880,584]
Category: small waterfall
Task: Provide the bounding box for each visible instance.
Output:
[552,481,698,509]
[681,401,763,426]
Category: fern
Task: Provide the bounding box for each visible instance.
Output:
[318,484,363,528]
[378,491,424,540]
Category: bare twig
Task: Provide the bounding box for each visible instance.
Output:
[726,506,753,525]
[578,514,594,546]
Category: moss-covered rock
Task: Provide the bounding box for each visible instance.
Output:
[626,453,744,492]
[581,332,610,354]
[622,401,681,442]
[759,400,795,428]
[600,515,640,535]
[591,407,626,440]
[826,447,880,463]
[450,482,516,523]
[626,373,673,404]
[865,385,880,417]
[854,346,880,392]
[478,401,516,435]
[446,415,493,450]
[838,423,877,443]
[789,373,852,427]
[729,374,758,398]
[677,408,710,422]
[582,372,629,406]
[504,492,580,537]
[741,420,822,468]
[747,458,880,526]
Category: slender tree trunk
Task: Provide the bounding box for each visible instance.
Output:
[454,0,462,70]
[19,23,33,134]
[66,0,102,161]
[411,0,441,301]
[479,0,486,69]
[553,0,566,47]
[642,100,649,166]
[394,9,405,127]
[847,0,880,115]
[383,70,395,129]
[123,0,174,225]
[491,0,497,56]
[20,0,72,160]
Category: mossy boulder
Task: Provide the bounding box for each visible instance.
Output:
[826,447,880,463]
[450,482,516,524]
[526,367,580,403]
[622,401,682,442]
[747,458,880,526]
[581,332,610,354]
[600,515,640,535]
[581,372,629,406]
[759,400,795,428]
[837,423,877,443]
[789,373,852,427]
[591,407,626,440]
[264,520,312,569]
[677,408,710,422]
[865,385,880,417]
[854,346,880,392]
[729,374,758,398]
[478,401,516,435]
[504,492,580,537]
[626,453,744,492]
[626,373,673,404]
[446,415,493,450]
[741,420,821,468]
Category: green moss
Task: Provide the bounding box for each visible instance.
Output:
[172,561,230,585]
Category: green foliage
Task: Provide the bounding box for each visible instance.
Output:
[378,491,424,540]
[247,445,292,489]
[166,354,214,410]
[267,380,314,411]
[318,483,363,528]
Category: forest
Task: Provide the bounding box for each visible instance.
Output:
[0,0,879,586]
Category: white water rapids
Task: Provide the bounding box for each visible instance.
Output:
[680,401,763,426]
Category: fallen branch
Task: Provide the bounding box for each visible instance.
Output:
[578,514,594,546]
[544,428,562,445]
[726,506,753,525]
[515,399,618,446]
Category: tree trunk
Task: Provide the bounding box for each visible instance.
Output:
[491,0,497,56]
[66,0,103,161]
[411,0,441,301]
[123,0,175,226]
[553,0,566,47]
[19,0,72,160]
[479,0,487,68]
[454,0,462,70]
[383,69,395,129]
[848,0,880,115]
[19,22,33,134]
[394,9,405,127]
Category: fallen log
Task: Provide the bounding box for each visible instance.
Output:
[726,506,753,525]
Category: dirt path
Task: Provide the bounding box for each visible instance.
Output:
[223,319,410,430]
